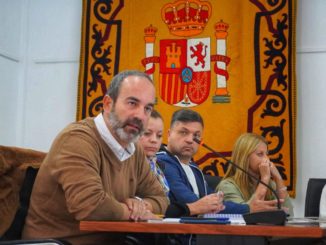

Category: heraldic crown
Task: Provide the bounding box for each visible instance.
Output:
[161,0,212,37]
[144,24,158,43]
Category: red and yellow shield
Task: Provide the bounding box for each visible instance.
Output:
[159,38,211,106]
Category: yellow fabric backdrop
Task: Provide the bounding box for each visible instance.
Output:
[77,0,297,196]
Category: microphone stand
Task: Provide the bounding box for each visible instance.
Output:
[193,137,287,225]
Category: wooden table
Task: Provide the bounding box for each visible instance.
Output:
[80,220,325,237]
[80,220,326,244]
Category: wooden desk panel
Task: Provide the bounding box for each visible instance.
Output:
[80,221,326,238]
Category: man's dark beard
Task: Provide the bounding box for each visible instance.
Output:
[108,108,144,143]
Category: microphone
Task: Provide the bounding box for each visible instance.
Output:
[193,137,287,225]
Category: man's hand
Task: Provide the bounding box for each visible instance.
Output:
[139,210,161,220]
[124,197,148,221]
[187,192,225,215]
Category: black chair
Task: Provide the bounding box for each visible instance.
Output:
[0,167,71,245]
[204,174,221,190]
[304,178,326,217]
[2,167,39,241]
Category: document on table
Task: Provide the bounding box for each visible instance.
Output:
[147,218,180,223]
[147,214,246,225]
[286,217,326,225]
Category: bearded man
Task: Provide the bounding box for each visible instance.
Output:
[22,70,168,245]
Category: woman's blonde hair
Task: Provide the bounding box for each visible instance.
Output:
[224,133,269,201]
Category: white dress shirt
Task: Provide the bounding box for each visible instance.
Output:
[94,113,135,161]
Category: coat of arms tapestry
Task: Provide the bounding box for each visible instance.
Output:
[77,0,297,196]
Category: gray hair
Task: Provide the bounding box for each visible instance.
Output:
[105,70,153,102]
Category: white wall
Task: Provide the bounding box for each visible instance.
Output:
[0,1,25,146]
[294,0,326,217]
[1,0,325,217]
[0,0,81,150]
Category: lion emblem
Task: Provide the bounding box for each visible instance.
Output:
[190,42,207,68]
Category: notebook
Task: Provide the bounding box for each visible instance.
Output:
[202,213,246,225]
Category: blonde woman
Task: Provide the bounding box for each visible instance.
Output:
[216,133,293,216]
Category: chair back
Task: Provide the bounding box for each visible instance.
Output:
[0,145,45,240]
[2,167,39,240]
[305,178,326,217]
[204,174,221,190]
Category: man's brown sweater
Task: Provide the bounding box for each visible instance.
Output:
[22,118,168,244]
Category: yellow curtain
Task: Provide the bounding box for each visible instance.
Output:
[77,0,297,196]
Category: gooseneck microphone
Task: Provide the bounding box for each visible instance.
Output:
[193,137,287,225]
